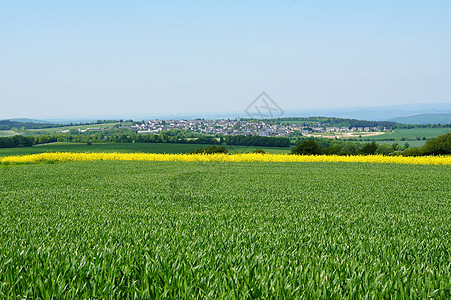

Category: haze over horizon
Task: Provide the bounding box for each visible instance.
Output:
[1,1,451,119]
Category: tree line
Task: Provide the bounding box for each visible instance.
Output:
[292,133,451,156]
[0,132,290,148]
[0,135,57,148]
[0,119,129,131]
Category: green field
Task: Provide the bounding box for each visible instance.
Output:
[25,122,129,135]
[0,142,291,157]
[0,130,19,137]
[374,140,426,147]
[367,128,451,141]
[0,161,449,298]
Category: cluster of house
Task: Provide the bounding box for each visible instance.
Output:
[130,119,385,137]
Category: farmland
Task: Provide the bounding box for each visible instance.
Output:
[25,122,129,135]
[0,142,291,157]
[0,161,449,298]
[0,130,19,137]
[304,127,450,146]
[366,127,451,141]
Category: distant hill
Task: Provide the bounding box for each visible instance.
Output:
[389,113,451,125]
[9,118,53,124]
[0,119,56,130]
[282,103,451,121]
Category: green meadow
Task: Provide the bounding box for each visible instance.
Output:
[0,161,449,298]
[0,130,19,137]
[367,127,451,141]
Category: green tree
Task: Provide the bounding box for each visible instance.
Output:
[421,133,451,155]
[291,140,321,155]
[360,141,378,155]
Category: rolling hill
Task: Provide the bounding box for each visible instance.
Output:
[389,113,451,124]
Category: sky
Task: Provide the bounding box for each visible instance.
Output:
[1,0,451,119]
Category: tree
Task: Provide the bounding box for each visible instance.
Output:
[421,133,451,155]
[252,149,266,154]
[189,146,228,154]
[291,139,321,155]
[360,141,378,155]
[375,144,392,155]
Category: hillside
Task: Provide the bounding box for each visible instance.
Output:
[389,113,451,124]
[9,118,53,124]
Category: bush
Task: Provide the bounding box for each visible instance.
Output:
[375,144,392,155]
[291,140,321,155]
[338,143,359,155]
[421,133,451,155]
[189,146,228,154]
[321,146,341,155]
[400,133,451,156]
[252,149,266,154]
[400,147,423,156]
[360,141,377,155]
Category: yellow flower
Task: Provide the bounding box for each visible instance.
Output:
[1,152,450,165]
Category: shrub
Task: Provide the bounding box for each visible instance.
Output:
[360,141,377,155]
[252,149,266,154]
[291,140,321,155]
[321,146,341,155]
[399,147,423,156]
[189,146,228,154]
[421,133,451,155]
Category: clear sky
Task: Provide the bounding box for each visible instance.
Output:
[1,0,450,119]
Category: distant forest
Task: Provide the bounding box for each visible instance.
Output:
[0,119,121,131]
[0,133,289,149]
[0,120,56,130]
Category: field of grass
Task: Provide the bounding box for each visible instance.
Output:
[374,140,426,147]
[0,142,290,157]
[0,130,19,137]
[367,128,451,141]
[0,161,449,298]
[25,122,129,135]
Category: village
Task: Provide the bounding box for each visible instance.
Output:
[131,119,387,138]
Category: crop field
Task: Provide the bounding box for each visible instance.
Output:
[366,128,451,141]
[0,130,19,137]
[0,161,449,298]
[0,142,291,157]
[375,140,426,147]
[25,122,129,135]
[2,152,450,165]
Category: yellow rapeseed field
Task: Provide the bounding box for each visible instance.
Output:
[1,152,450,165]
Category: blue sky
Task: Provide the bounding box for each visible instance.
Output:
[1,1,450,119]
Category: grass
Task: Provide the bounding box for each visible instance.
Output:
[365,127,451,141]
[25,122,129,135]
[0,161,449,298]
[0,130,19,137]
[374,140,426,147]
[0,142,291,157]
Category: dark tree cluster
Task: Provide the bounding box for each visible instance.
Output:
[189,146,228,154]
[223,135,290,147]
[401,133,451,156]
[291,139,399,156]
[0,135,58,148]
[0,120,56,130]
